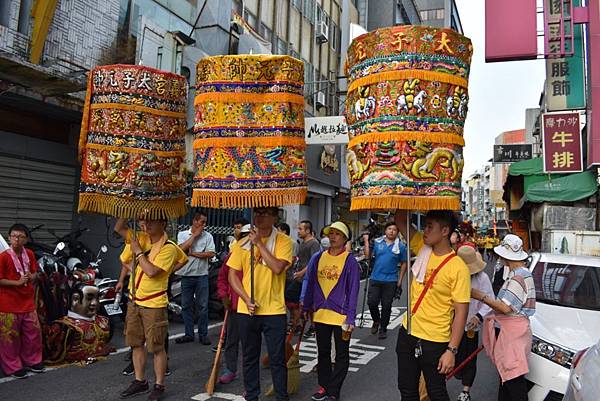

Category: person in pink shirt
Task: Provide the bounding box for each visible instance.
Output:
[471,234,535,401]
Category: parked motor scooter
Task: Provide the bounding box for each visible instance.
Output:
[68,245,120,341]
[36,242,70,323]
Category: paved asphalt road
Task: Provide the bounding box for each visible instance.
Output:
[1,270,502,401]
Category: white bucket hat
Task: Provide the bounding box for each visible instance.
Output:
[494,234,529,261]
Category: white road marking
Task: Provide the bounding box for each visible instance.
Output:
[356,306,407,330]
[0,322,224,385]
[191,391,246,401]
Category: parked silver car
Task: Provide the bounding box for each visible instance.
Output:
[564,338,600,401]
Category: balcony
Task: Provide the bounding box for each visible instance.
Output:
[0,25,86,96]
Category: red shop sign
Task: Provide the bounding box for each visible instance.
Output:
[542,111,583,173]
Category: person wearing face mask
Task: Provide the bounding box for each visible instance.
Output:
[471,234,535,401]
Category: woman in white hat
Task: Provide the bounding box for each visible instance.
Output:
[471,234,535,401]
[454,247,494,401]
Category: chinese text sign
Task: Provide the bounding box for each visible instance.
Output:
[542,112,583,173]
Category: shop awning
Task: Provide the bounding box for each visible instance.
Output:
[505,158,598,209]
[519,170,598,206]
[508,157,544,176]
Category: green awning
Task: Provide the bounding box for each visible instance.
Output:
[508,157,567,192]
[521,170,598,204]
[508,157,544,176]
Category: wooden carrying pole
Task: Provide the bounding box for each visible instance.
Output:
[249,208,254,306]
[406,212,412,335]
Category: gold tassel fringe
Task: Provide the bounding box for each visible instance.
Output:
[78,193,188,219]
[192,188,307,209]
[348,131,464,148]
[348,69,468,94]
[194,92,305,106]
[193,136,305,149]
[350,195,460,212]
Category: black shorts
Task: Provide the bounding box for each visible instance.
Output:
[285,279,301,304]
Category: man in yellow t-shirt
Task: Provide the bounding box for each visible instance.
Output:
[114,218,187,401]
[395,210,470,401]
[228,207,293,401]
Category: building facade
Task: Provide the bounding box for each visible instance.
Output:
[0,0,121,253]
[356,0,421,31]
[1,0,366,265]
[414,0,462,33]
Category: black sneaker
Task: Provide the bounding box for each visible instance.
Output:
[122,362,134,376]
[28,363,45,373]
[211,344,219,352]
[147,384,165,401]
[10,369,28,379]
[378,330,387,339]
[199,336,211,345]
[175,335,194,344]
[370,321,380,335]
[165,367,171,376]
[120,379,150,399]
[311,387,328,401]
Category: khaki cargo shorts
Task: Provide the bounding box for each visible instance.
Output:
[125,302,168,353]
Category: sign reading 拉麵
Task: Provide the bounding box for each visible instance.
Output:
[305,116,349,145]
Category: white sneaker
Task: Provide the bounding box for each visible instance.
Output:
[457,391,472,401]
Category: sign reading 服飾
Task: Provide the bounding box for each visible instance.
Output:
[544,0,586,111]
[493,144,533,163]
[542,111,583,173]
[305,116,349,145]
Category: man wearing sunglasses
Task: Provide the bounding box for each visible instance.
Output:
[228,207,294,401]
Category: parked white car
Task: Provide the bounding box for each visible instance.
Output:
[564,337,600,401]
[525,253,600,401]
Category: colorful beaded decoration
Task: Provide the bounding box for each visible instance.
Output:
[78,64,188,219]
[193,55,307,208]
[345,26,472,211]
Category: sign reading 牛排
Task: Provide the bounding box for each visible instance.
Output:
[542,111,583,173]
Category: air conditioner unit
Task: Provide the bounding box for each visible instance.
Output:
[316,21,329,43]
[315,91,327,109]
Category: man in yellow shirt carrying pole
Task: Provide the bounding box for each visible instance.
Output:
[228,207,294,401]
[395,210,471,401]
[114,218,188,401]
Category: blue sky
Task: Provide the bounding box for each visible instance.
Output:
[456,0,546,177]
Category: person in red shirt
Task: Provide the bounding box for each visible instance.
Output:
[0,224,44,379]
